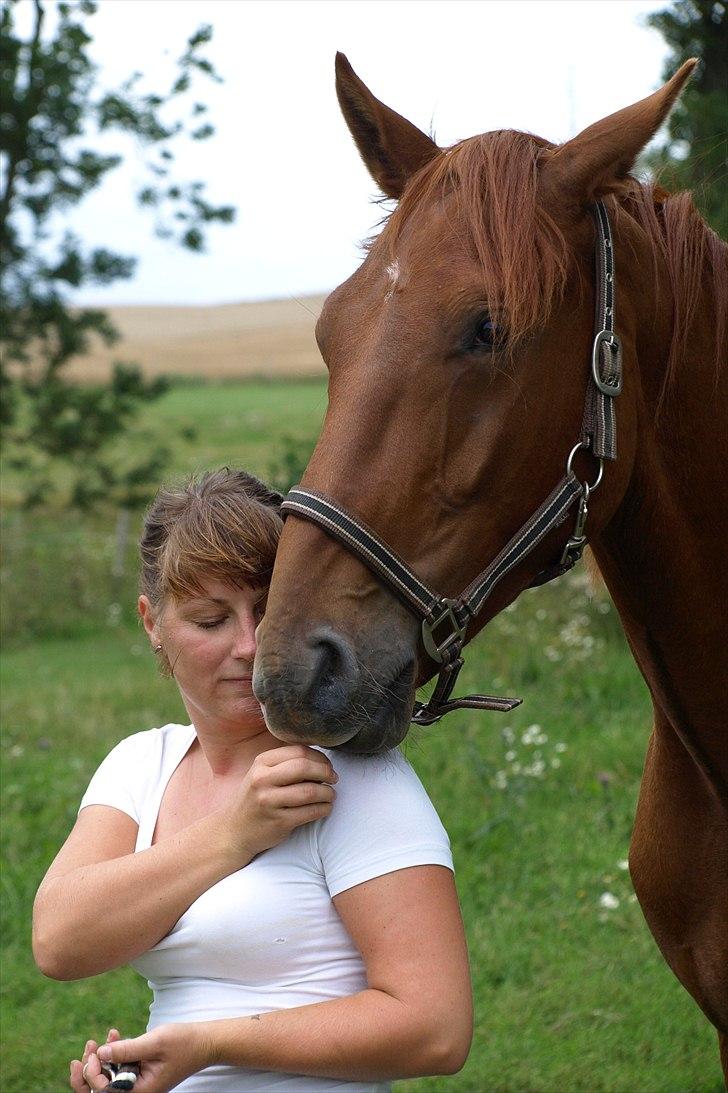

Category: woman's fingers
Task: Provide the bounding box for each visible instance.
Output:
[283,801,336,825]
[82,1040,98,1065]
[79,1052,109,1091]
[72,1034,120,1091]
[69,1059,86,1092]
[258,746,338,782]
[258,755,338,787]
[269,781,336,810]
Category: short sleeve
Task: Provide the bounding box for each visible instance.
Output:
[78,730,160,824]
[314,748,454,898]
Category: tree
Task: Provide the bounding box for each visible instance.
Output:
[0,0,236,508]
[646,0,727,239]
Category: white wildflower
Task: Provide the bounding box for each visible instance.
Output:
[617,859,629,871]
[598,892,619,910]
[521,724,541,745]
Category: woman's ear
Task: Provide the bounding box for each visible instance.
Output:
[335,52,440,199]
[138,595,159,645]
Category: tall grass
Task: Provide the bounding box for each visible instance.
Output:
[1,379,721,1092]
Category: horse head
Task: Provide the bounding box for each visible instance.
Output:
[254,54,696,755]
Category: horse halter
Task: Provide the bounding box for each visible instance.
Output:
[282,201,623,726]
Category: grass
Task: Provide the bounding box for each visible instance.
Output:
[1,379,722,1092]
[1,379,327,647]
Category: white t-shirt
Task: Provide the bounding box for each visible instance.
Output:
[79,723,454,1092]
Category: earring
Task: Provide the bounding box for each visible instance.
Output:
[154,644,163,653]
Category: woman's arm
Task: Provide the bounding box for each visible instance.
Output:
[33,803,240,980]
[34,746,337,980]
[91,864,473,1089]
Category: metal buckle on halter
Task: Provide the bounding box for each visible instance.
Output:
[592,330,623,395]
[411,656,464,726]
[421,598,468,664]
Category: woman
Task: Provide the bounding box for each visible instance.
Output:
[33,469,473,1093]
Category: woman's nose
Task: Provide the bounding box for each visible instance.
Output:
[231,617,257,661]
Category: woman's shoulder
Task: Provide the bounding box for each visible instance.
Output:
[79,724,195,819]
[319,745,420,787]
[99,722,195,768]
[316,745,439,816]
[312,746,453,896]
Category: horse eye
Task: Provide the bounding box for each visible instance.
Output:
[472,316,502,349]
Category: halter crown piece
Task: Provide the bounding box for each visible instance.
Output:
[282,202,622,726]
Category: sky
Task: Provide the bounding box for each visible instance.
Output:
[34,0,673,306]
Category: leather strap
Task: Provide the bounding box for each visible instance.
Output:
[282,487,441,620]
[284,473,581,637]
[582,201,622,460]
[280,201,620,725]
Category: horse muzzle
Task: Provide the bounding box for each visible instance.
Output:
[253,622,416,755]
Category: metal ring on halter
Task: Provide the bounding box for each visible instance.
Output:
[566,441,604,495]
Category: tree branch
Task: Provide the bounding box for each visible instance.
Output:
[0,0,45,233]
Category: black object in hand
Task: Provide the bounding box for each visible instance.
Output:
[100,1061,141,1091]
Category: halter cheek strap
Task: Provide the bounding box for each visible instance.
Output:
[281,201,622,726]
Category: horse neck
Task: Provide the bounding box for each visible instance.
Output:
[591,219,728,797]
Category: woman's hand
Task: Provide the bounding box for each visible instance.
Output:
[70,1028,121,1092]
[221,744,338,867]
[78,1024,207,1093]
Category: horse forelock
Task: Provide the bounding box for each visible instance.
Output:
[368,128,726,398]
[376,129,572,346]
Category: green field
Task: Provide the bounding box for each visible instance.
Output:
[1,380,722,1092]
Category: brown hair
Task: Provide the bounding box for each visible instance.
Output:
[378,129,727,394]
[381,130,571,347]
[140,468,283,608]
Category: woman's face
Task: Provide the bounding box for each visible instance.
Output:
[139,578,268,733]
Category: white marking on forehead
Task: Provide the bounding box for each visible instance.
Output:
[384,259,400,300]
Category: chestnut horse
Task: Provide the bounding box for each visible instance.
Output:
[254,56,728,1069]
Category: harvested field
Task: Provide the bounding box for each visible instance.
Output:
[67,295,327,381]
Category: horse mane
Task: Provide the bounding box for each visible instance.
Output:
[629,185,727,402]
[380,129,727,392]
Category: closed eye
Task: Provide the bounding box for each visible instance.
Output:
[196,617,226,630]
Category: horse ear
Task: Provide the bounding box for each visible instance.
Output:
[335,52,440,199]
[544,59,698,204]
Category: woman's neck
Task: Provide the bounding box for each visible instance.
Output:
[187,714,282,779]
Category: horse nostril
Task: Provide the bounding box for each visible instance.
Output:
[306,628,359,717]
